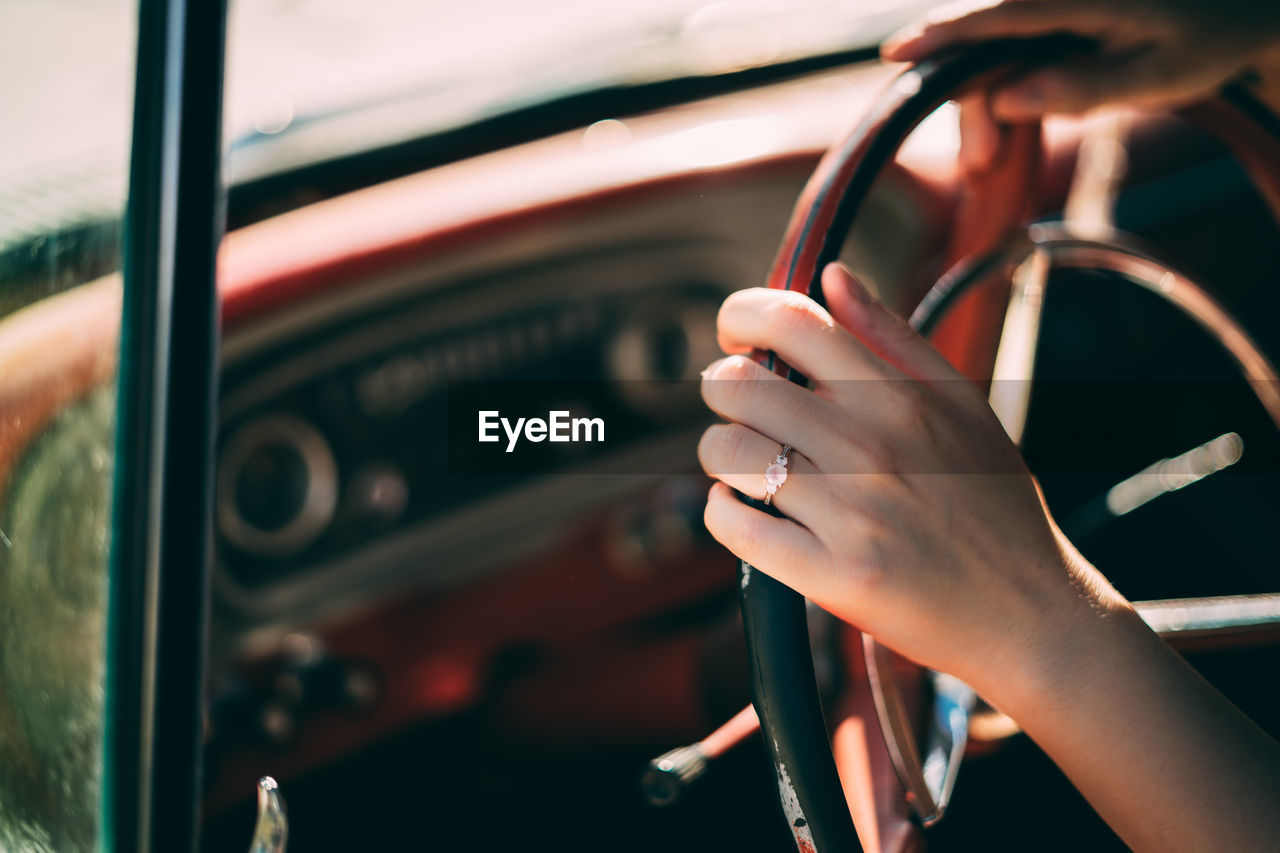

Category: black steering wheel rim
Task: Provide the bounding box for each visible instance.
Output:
[739,37,1280,853]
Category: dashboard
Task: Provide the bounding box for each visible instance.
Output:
[196,64,961,834]
[5,12,1280,847]
[190,56,1280,850]
[216,246,728,613]
[210,62,941,634]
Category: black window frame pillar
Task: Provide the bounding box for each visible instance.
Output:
[108,0,227,849]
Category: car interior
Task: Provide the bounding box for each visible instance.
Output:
[3,1,1280,851]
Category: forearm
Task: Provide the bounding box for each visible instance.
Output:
[699,268,1280,847]
[998,600,1280,851]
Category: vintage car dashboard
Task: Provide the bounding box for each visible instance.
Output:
[198,63,965,821]
[199,55,1280,846]
[217,244,730,613]
[211,62,943,635]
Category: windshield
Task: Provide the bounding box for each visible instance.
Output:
[224,0,935,181]
[3,0,937,253]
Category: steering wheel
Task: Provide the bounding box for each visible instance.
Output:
[739,37,1280,853]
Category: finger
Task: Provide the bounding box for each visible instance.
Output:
[716,287,904,383]
[703,481,825,578]
[958,93,1001,174]
[990,50,1211,119]
[698,422,824,514]
[882,0,1112,62]
[717,339,753,356]
[701,354,849,460]
[821,264,974,410]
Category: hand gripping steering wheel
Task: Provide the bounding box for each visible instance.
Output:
[739,38,1280,853]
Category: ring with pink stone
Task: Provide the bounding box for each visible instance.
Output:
[762,445,791,506]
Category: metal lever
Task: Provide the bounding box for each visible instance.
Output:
[643,705,760,806]
[249,776,288,853]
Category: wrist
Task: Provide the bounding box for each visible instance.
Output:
[992,572,1154,732]
[970,535,1150,725]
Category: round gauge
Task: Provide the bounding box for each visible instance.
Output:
[216,414,338,559]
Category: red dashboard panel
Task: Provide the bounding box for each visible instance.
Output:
[207,512,736,810]
[218,65,919,329]
[205,62,962,812]
[23,55,1276,827]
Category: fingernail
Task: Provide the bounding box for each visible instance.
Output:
[960,128,999,175]
[881,25,924,60]
[831,262,873,305]
[993,85,1045,120]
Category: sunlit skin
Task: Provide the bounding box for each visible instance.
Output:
[699,263,1280,851]
[881,0,1280,172]
[700,4,1280,847]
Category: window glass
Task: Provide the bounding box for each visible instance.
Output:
[222,0,941,182]
[0,0,136,849]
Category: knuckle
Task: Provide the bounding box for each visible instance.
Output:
[847,507,906,588]
[858,433,898,476]
[703,498,725,543]
[703,356,759,411]
[721,422,754,472]
[699,422,753,476]
[849,537,889,592]
[733,512,762,559]
[696,426,722,472]
[894,383,932,427]
[861,418,912,478]
[721,286,768,312]
[871,383,931,449]
[707,491,758,557]
[767,292,830,339]
[715,354,757,383]
[718,287,767,331]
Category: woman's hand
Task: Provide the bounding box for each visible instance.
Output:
[699,266,1280,850]
[885,0,1280,118]
[698,263,1131,708]
[882,0,1280,171]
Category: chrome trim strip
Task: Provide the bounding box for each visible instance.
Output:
[1137,593,1280,638]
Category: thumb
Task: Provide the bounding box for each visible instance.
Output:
[958,93,1002,174]
[821,263,969,394]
